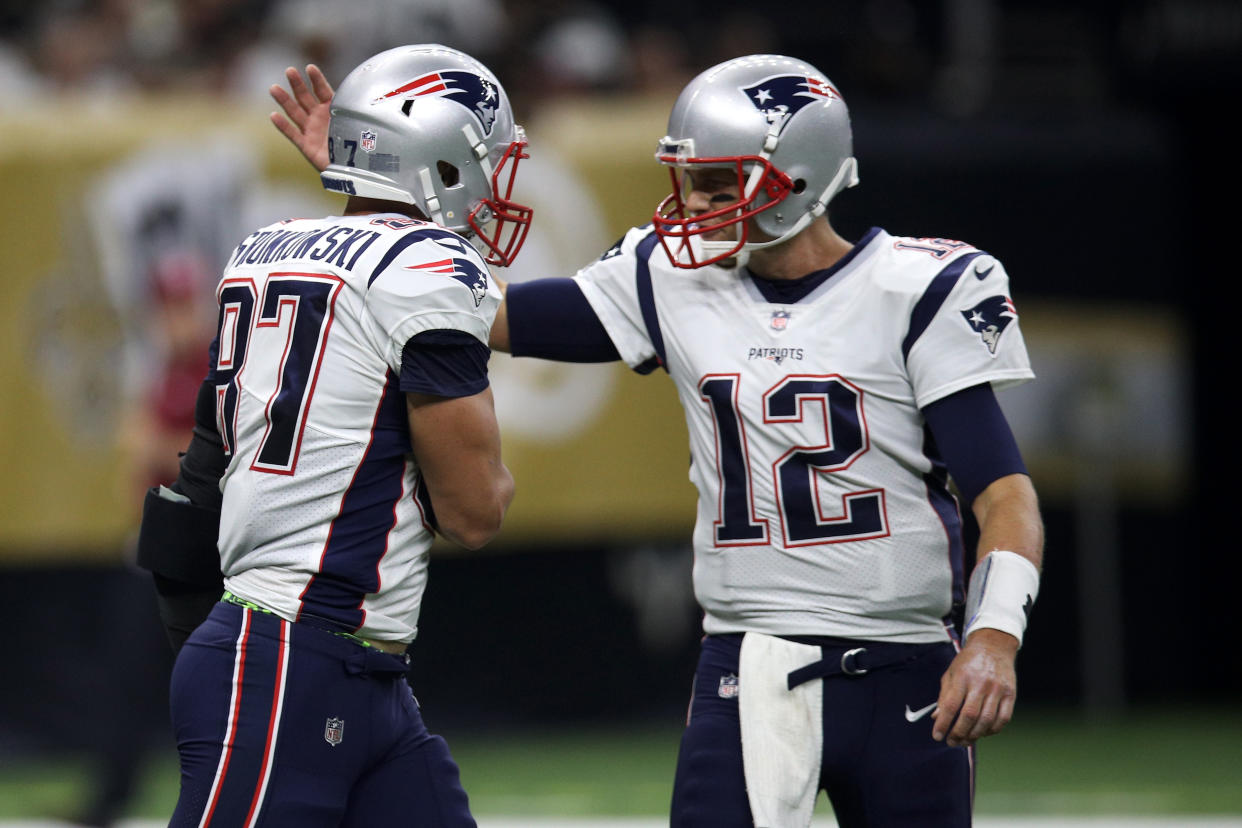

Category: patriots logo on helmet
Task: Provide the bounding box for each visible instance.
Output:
[961,295,1017,355]
[407,256,489,307]
[375,70,500,135]
[740,74,840,133]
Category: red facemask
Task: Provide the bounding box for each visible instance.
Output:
[652,155,794,268]
[469,139,533,267]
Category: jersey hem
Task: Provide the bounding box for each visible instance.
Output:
[702,620,952,644]
[916,369,1035,410]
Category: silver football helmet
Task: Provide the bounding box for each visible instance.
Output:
[320,44,532,266]
[652,54,859,268]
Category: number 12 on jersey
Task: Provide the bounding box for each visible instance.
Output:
[213,273,344,475]
[699,373,888,548]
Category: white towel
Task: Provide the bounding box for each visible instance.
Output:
[738,632,823,827]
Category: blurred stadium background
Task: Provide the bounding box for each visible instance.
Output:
[1,0,1239,824]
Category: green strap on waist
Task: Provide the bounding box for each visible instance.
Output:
[221,591,374,649]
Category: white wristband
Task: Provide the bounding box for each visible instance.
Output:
[963,550,1040,646]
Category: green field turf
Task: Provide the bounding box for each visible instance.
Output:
[1,706,1238,821]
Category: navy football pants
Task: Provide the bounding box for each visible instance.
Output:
[670,633,974,827]
[168,601,475,827]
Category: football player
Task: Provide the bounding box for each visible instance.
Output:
[268,52,1045,827]
[139,44,528,827]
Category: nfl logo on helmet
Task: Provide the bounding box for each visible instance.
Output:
[360,130,377,152]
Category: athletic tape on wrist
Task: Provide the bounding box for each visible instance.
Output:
[963,550,1040,645]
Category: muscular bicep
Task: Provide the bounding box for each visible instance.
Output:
[406,388,514,550]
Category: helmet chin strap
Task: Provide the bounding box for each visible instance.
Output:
[697,122,779,268]
[411,123,497,233]
[416,166,444,225]
[730,155,860,259]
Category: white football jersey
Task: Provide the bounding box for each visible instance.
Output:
[575,227,1034,643]
[208,213,500,643]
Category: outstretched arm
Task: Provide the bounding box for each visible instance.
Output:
[494,277,622,362]
[270,64,333,173]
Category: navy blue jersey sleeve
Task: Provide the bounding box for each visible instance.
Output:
[400,329,490,397]
[507,279,621,362]
[922,383,1027,505]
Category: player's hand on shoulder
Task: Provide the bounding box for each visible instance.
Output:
[270,64,333,173]
[931,627,1018,748]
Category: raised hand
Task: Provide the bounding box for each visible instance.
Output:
[270,64,334,173]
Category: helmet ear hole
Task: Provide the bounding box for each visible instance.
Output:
[791,178,807,195]
[437,161,460,187]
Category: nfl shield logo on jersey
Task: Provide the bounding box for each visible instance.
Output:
[324,717,345,747]
[718,673,740,699]
[360,130,377,152]
[770,310,791,331]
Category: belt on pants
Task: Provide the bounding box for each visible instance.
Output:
[785,640,935,690]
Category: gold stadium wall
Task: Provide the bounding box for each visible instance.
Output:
[0,95,691,562]
[0,95,1188,562]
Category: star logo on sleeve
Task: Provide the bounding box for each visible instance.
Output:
[960,295,1017,355]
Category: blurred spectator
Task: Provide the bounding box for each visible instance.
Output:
[532,2,631,95]
[119,247,218,497]
[26,1,137,99]
[628,23,694,96]
[0,0,937,108]
[0,38,41,101]
[245,0,510,100]
[698,8,780,69]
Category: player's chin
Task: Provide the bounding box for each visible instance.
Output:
[700,227,734,243]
